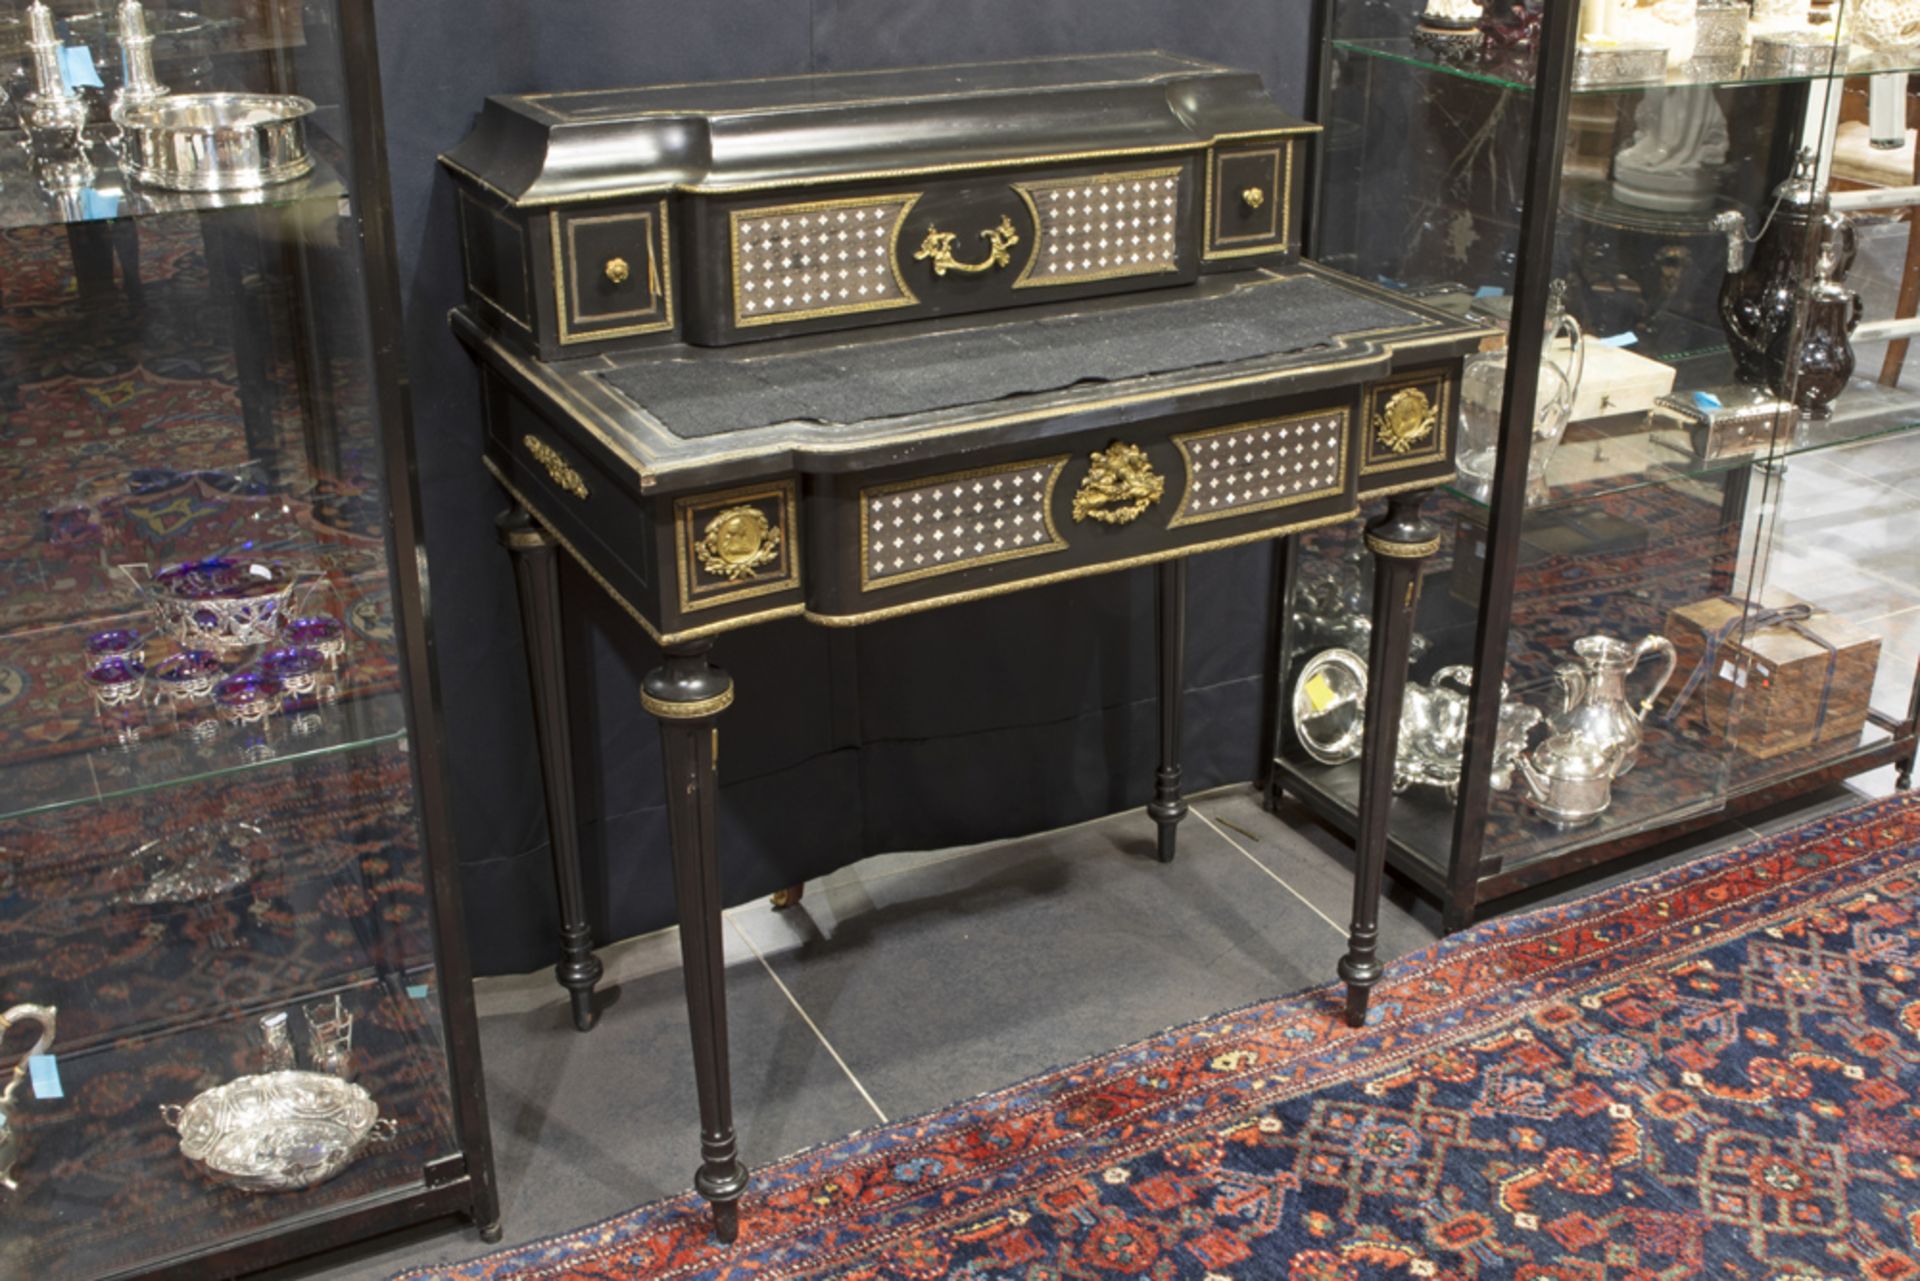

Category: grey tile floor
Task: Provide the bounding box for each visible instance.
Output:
[264,773,1895,1281]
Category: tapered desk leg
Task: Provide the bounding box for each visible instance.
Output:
[498,509,603,1032]
[1341,491,1439,1028]
[1150,558,1189,864]
[643,642,749,1244]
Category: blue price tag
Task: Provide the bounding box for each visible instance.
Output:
[1691,390,1725,410]
[59,45,104,92]
[81,190,120,220]
[1599,331,1639,348]
[27,1055,62,1100]
[1473,285,1505,299]
[406,984,431,1000]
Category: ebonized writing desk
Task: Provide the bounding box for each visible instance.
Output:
[444,54,1491,1243]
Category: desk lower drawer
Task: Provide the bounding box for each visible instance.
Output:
[489,368,1454,643]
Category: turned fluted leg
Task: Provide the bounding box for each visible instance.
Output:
[1150,558,1189,864]
[643,642,748,1244]
[499,509,602,1032]
[1341,491,1439,1028]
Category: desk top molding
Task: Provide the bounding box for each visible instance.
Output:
[442,52,1315,207]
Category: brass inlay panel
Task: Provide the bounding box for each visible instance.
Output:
[730,193,921,327]
[1072,442,1165,526]
[552,201,675,345]
[674,479,801,613]
[1361,370,1453,475]
[1168,408,1349,529]
[524,435,590,500]
[1011,167,1182,289]
[860,456,1069,591]
[1202,138,1292,261]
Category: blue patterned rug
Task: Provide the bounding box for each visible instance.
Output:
[401,791,1920,1281]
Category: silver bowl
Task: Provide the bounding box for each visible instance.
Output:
[117,92,315,191]
[161,1070,395,1192]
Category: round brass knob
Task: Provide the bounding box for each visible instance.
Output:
[604,256,631,286]
[1241,186,1267,211]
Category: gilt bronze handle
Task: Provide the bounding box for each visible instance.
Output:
[914,215,1020,277]
[1241,186,1266,210]
[604,256,631,286]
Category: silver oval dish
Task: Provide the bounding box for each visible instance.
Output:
[1293,648,1369,766]
[161,1070,394,1192]
[117,93,315,191]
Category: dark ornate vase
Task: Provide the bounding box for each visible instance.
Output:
[1768,243,1863,417]
[1712,153,1856,389]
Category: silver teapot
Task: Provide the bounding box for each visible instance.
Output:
[1514,733,1631,828]
[0,1003,57,1191]
[1550,634,1677,777]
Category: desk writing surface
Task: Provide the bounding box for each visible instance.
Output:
[461,263,1475,494]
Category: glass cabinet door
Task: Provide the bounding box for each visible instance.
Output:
[0,2,478,1275]
[1281,0,1918,921]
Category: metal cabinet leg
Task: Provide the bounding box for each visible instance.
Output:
[644,642,749,1244]
[1150,557,1189,864]
[498,509,602,1032]
[1341,491,1438,1028]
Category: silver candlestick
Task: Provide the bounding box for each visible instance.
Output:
[113,0,169,120]
[22,1,95,190]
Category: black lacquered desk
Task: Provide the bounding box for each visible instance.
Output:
[444,51,1493,1243]
[453,261,1486,1241]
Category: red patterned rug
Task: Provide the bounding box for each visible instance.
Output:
[400,792,1920,1281]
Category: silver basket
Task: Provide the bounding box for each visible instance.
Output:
[160,1070,396,1192]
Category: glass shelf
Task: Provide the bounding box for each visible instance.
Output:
[0,139,345,232]
[1331,35,1920,95]
[1444,351,1920,512]
[0,688,408,824]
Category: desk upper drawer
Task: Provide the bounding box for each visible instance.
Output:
[449,145,1310,358]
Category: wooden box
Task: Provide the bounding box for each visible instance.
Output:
[1661,589,1881,759]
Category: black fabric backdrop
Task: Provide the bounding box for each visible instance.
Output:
[368,1,1317,977]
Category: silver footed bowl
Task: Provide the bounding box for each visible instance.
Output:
[117,92,315,191]
[161,1070,395,1192]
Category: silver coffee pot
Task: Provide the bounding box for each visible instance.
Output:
[1550,633,1678,776]
[0,1003,57,1191]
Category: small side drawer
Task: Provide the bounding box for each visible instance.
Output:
[1204,139,1293,261]
[550,200,674,345]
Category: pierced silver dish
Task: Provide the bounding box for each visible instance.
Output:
[161,1070,395,1192]
[117,92,315,191]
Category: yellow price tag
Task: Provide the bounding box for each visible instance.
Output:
[1303,672,1337,714]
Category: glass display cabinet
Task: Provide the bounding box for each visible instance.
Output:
[1275,0,1920,929]
[0,0,496,1275]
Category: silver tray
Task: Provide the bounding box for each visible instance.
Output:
[117,93,315,192]
[1293,648,1368,766]
[161,1070,394,1192]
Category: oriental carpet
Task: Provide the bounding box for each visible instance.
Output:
[402,791,1920,1281]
